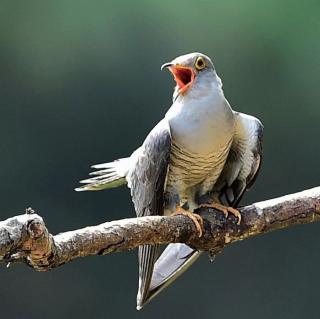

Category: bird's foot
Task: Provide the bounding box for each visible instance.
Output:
[173,206,204,237]
[200,202,241,225]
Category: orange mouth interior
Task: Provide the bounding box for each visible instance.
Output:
[169,65,195,93]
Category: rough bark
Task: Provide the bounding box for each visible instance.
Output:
[1,187,320,271]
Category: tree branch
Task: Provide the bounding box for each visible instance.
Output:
[1,187,320,271]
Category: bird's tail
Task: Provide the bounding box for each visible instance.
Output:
[75,157,130,191]
[137,243,202,310]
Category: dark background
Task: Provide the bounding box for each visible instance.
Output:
[1,1,320,318]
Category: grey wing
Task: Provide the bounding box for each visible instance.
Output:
[128,119,171,310]
[213,111,263,206]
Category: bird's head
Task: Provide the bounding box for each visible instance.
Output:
[161,52,220,100]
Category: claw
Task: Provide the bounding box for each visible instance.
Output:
[173,206,204,237]
[200,202,241,225]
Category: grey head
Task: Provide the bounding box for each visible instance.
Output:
[161,52,222,101]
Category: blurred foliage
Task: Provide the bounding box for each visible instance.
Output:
[0,1,319,318]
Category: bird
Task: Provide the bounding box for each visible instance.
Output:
[75,52,263,310]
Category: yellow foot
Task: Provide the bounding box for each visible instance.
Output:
[200,203,241,225]
[173,206,204,237]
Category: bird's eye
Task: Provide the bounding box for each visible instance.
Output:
[195,57,205,70]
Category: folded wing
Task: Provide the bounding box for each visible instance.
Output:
[127,119,171,310]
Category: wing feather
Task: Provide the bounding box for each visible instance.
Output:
[214,111,263,206]
[127,119,171,310]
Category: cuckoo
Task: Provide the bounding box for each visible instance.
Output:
[76,52,263,310]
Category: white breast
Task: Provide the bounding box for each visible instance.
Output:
[165,81,234,155]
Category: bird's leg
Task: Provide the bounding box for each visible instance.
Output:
[172,206,204,237]
[200,202,241,225]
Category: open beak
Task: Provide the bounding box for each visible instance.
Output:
[161,62,195,93]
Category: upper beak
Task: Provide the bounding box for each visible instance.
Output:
[161,62,173,71]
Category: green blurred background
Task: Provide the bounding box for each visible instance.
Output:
[1,1,320,318]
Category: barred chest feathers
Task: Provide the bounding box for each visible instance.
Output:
[164,85,235,207]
